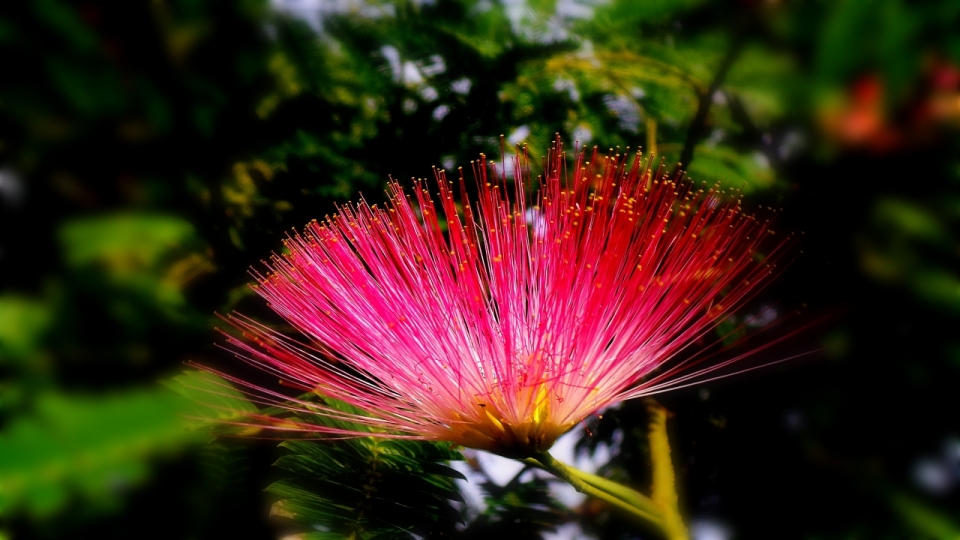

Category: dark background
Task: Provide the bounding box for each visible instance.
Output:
[1,0,959,538]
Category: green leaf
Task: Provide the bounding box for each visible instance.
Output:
[59,214,197,269]
[887,490,960,539]
[57,214,211,325]
[685,144,777,194]
[0,389,191,518]
[0,296,52,364]
[163,369,260,429]
[0,371,256,519]
[873,198,947,241]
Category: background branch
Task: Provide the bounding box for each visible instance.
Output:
[674,36,745,175]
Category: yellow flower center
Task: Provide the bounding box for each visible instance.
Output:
[438,382,573,457]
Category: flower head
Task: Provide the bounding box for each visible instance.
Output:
[218,138,788,457]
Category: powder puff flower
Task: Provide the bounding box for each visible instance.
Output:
[215,138,789,457]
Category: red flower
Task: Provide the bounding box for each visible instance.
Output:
[215,137,789,457]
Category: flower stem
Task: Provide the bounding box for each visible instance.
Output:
[566,466,663,518]
[525,399,690,539]
[529,452,665,531]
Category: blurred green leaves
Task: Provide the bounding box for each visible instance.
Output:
[0,295,54,414]
[0,370,249,520]
[859,197,960,313]
[685,145,776,192]
[59,214,198,269]
[0,390,186,518]
[887,490,960,539]
[55,213,214,346]
[464,473,567,538]
[0,296,52,364]
[164,369,260,428]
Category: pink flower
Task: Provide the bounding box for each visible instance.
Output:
[216,138,789,457]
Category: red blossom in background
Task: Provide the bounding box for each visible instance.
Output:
[819,59,960,152]
[214,137,790,457]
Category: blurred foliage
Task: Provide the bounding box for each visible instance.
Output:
[0,371,251,525]
[0,0,959,538]
[460,471,568,539]
[0,389,189,519]
[269,431,464,538]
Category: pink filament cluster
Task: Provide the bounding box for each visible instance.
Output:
[217,138,789,455]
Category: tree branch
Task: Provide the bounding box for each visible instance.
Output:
[674,37,745,175]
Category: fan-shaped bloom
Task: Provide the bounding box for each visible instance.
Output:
[218,138,789,457]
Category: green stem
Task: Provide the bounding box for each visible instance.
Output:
[523,458,662,518]
[569,467,663,518]
[529,452,665,531]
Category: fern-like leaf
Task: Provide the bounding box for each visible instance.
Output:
[266,400,464,539]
